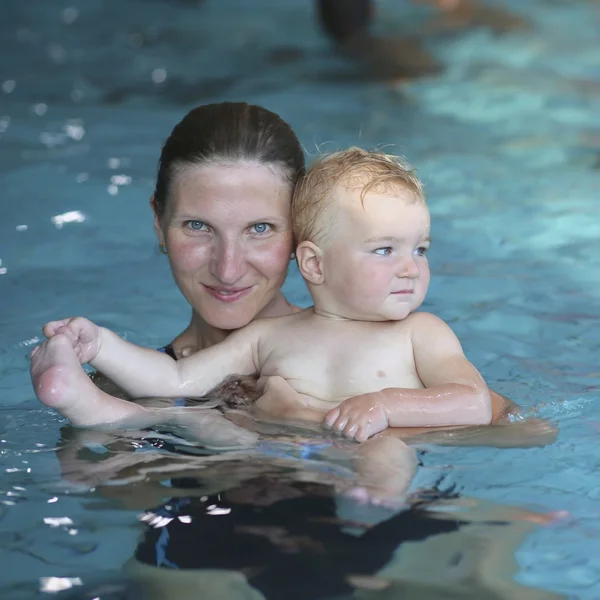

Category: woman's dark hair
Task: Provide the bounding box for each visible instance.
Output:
[153,102,306,218]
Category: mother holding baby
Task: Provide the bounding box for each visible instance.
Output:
[127,100,513,434]
[30,101,561,600]
[37,101,551,446]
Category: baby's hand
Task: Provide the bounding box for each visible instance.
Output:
[323,394,389,442]
[42,317,102,364]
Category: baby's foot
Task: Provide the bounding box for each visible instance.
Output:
[31,335,92,415]
[31,334,143,427]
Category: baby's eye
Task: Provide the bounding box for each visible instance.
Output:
[185,220,208,232]
[415,246,429,257]
[251,223,272,234]
[374,247,393,256]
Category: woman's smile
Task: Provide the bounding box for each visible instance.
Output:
[203,285,254,303]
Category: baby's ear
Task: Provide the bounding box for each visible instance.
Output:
[296,241,325,285]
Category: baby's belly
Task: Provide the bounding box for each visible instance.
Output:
[287,374,424,410]
[263,346,423,407]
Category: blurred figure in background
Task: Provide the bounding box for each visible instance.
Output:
[316,0,526,80]
[317,0,441,79]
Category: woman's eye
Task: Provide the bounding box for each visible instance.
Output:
[185,220,208,231]
[251,223,271,234]
[374,247,393,256]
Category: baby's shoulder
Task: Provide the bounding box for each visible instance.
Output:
[402,311,453,336]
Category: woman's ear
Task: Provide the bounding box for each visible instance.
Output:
[150,195,165,247]
[296,241,325,285]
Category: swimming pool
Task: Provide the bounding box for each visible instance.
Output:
[1,0,599,597]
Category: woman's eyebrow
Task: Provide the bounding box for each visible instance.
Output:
[170,211,206,219]
[244,215,289,225]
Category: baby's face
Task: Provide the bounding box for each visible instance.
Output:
[320,186,431,322]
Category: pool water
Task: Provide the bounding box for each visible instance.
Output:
[1,0,600,598]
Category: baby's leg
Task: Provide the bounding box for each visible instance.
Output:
[348,436,418,505]
[31,335,148,427]
[169,408,259,450]
[252,376,324,423]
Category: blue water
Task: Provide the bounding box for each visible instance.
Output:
[2,0,600,597]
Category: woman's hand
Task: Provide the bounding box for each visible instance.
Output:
[42,317,102,364]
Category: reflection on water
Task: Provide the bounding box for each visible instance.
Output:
[1,424,561,600]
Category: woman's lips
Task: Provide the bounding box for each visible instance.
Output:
[203,285,253,303]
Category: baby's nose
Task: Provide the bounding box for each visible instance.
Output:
[398,256,419,278]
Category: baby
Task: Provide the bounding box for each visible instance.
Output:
[31,148,491,443]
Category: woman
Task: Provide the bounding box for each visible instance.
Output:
[91,100,554,448]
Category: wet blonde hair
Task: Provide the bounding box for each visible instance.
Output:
[292,147,425,246]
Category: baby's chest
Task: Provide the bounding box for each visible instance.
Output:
[262,326,420,394]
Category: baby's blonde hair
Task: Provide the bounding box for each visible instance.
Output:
[292,147,425,245]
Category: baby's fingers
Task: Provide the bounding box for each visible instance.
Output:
[42,319,71,338]
[323,408,340,429]
[342,420,359,440]
[54,325,79,346]
[355,425,372,443]
[324,410,350,435]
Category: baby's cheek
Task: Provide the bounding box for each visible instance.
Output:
[420,263,431,290]
[331,261,365,298]
[352,264,384,296]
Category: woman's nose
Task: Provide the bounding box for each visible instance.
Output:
[211,239,246,285]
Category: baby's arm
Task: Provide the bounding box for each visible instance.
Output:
[45,317,260,400]
[324,313,491,440]
[380,312,491,427]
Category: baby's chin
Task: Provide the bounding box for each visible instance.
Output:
[382,304,417,322]
[350,307,414,322]
[383,310,414,322]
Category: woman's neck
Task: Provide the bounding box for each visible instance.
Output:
[171,292,299,357]
[171,314,228,357]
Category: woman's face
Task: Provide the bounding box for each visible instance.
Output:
[155,163,294,330]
